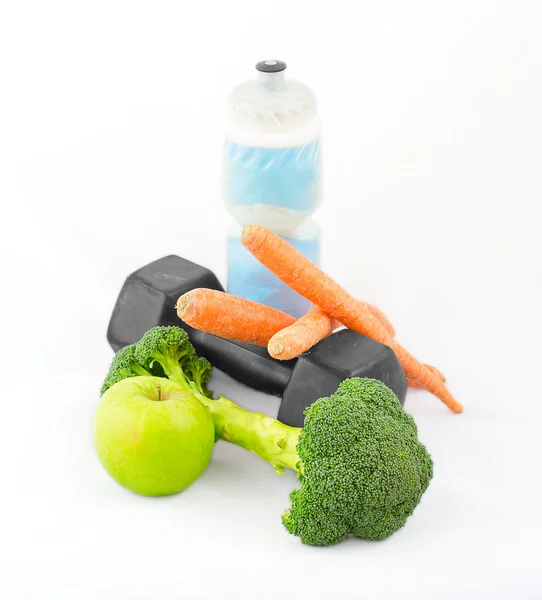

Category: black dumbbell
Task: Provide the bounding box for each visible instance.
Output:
[107,255,408,426]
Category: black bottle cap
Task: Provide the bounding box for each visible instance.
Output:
[256,59,287,73]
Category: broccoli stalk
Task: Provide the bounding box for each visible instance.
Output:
[193,394,301,474]
[102,326,433,546]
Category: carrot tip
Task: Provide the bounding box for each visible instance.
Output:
[241,224,257,241]
[177,293,190,313]
[268,342,284,358]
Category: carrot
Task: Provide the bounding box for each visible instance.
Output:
[270,306,444,386]
[408,365,445,388]
[267,305,390,360]
[177,288,295,346]
[270,306,444,385]
[366,304,395,337]
[242,225,463,413]
[268,306,337,360]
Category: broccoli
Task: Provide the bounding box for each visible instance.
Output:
[100,344,160,396]
[101,327,211,398]
[102,326,433,546]
[133,325,212,398]
[281,378,433,545]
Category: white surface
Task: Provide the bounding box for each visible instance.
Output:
[1,1,542,598]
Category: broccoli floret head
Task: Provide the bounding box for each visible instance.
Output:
[101,326,212,398]
[134,326,211,396]
[134,326,194,370]
[185,356,213,397]
[100,344,161,396]
[282,378,433,546]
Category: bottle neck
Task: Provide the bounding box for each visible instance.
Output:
[259,71,285,90]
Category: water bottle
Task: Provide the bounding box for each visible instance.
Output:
[224,60,322,316]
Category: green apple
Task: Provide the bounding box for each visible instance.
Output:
[93,376,215,496]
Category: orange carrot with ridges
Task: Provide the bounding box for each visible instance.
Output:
[366,304,395,337]
[177,288,295,346]
[242,225,462,413]
[270,307,444,383]
[268,306,337,360]
[408,365,445,388]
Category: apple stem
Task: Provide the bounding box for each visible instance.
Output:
[157,383,162,401]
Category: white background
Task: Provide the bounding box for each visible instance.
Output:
[1,1,541,598]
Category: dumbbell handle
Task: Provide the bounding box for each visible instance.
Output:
[185,325,296,397]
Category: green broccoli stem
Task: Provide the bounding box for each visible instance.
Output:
[198,394,301,475]
[134,364,153,377]
[163,361,301,475]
